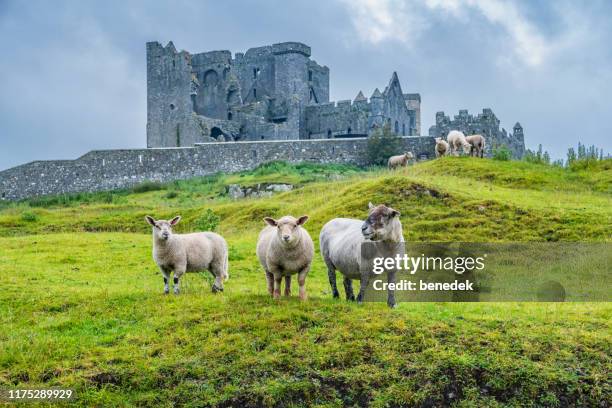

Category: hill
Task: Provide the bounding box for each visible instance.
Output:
[0,158,610,406]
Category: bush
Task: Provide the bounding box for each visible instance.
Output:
[366,122,403,166]
[21,211,38,222]
[165,191,178,199]
[492,146,512,161]
[193,209,220,232]
[132,181,164,193]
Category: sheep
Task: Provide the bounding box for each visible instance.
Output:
[435,137,450,158]
[465,134,486,158]
[256,215,314,300]
[388,152,414,169]
[320,203,404,308]
[145,215,228,295]
[446,130,471,156]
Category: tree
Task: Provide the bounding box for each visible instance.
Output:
[366,122,403,166]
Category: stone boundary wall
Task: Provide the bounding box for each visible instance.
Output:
[0,137,434,201]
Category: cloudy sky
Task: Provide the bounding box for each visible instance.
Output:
[1,0,610,170]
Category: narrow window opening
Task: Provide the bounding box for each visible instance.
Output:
[308,70,313,81]
[227,111,233,120]
[327,129,332,138]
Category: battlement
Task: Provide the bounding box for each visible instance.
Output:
[272,42,311,57]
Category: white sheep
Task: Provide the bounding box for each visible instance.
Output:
[145,215,228,294]
[435,138,450,158]
[256,215,314,300]
[319,203,404,308]
[446,130,471,156]
[388,152,414,169]
[465,134,486,158]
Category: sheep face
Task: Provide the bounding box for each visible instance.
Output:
[145,215,181,241]
[361,203,400,241]
[264,215,308,246]
[461,141,471,154]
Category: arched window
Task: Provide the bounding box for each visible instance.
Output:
[253,89,257,100]
[402,123,405,136]
[227,112,233,120]
[395,121,399,134]
[327,129,332,138]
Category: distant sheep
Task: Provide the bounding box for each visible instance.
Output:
[319,203,404,308]
[145,215,228,294]
[388,152,414,169]
[465,134,486,158]
[447,130,471,156]
[256,215,314,300]
[435,138,450,158]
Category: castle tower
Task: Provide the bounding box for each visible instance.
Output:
[368,88,384,130]
[146,41,194,147]
[272,42,311,138]
[513,122,524,142]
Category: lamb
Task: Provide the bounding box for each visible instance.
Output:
[446,130,471,156]
[145,215,228,294]
[256,215,314,300]
[435,138,450,158]
[465,134,486,158]
[319,203,404,308]
[387,152,414,169]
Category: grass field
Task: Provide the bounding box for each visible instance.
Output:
[0,158,610,407]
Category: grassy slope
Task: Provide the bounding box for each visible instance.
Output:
[0,158,610,407]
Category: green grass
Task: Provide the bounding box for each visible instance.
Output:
[0,159,610,407]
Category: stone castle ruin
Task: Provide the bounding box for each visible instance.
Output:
[0,40,525,201]
[147,41,421,147]
[429,109,525,158]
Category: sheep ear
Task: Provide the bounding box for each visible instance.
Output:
[391,209,400,218]
[145,215,156,226]
[368,202,375,210]
[264,217,277,226]
[170,216,181,226]
[297,215,309,226]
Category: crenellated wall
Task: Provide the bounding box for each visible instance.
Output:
[0,137,435,201]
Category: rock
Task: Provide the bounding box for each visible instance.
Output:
[266,184,293,192]
[227,184,245,199]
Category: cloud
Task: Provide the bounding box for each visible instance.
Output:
[341,0,580,68]
[338,0,428,46]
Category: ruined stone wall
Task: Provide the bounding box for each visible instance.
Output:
[429,108,525,158]
[0,137,435,201]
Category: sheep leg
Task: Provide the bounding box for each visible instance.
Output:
[326,265,340,298]
[265,271,274,296]
[387,269,397,308]
[173,268,185,295]
[356,272,371,303]
[160,268,170,295]
[343,277,355,301]
[273,274,282,299]
[284,275,291,297]
[297,267,309,301]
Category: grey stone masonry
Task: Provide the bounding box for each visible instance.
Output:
[146,40,421,147]
[428,108,525,158]
[0,137,435,201]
